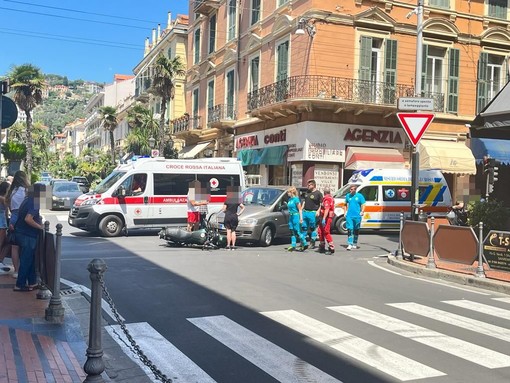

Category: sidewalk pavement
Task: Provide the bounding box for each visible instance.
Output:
[1,253,509,383]
[0,267,152,383]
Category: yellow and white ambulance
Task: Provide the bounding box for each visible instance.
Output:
[68,157,245,237]
[333,168,452,233]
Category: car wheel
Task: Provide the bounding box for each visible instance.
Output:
[259,226,274,247]
[335,217,348,235]
[99,215,123,237]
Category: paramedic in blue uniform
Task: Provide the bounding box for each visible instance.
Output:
[302,179,323,248]
[286,186,308,251]
[345,185,366,250]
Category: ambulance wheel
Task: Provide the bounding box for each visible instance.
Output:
[259,226,274,247]
[99,215,123,237]
[335,217,348,235]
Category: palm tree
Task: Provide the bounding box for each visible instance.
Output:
[98,106,118,165]
[150,54,185,152]
[125,104,159,155]
[7,63,45,177]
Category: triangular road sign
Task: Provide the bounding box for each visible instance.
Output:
[397,113,434,147]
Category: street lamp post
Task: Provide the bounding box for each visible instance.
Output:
[148,137,158,157]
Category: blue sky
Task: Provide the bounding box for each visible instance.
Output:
[0,0,188,83]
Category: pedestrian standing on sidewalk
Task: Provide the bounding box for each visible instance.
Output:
[13,183,44,291]
[302,179,323,248]
[0,181,11,272]
[318,187,335,255]
[285,186,307,252]
[5,170,30,278]
[345,185,366,250]
[221,186,245,250]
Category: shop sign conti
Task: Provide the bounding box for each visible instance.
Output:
[236,129,287,149]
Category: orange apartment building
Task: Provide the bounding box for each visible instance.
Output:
[183,0,510,201]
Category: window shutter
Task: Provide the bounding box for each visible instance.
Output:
[194,29,200,64]
[421,44,428,96]
[209,15,216,54]
[251,57,260,91]
[488,0,507,19]
[477,52,489,113]
[277,41,289,81]
[228,0,236,41]
[359,36,372,81]
[384,39,397,103]
[429,0,450,9]
[207,80,214,110]
[251,0,261,25]
[447,48,459,113]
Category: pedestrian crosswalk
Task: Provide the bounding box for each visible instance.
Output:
[109,298,510,382]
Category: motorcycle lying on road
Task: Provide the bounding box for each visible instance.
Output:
[158,213,226,250]
[446,206,469,226]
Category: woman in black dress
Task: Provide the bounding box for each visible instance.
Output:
[221,187,245,250]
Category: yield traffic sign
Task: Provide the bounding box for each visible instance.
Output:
[397,113,434,147]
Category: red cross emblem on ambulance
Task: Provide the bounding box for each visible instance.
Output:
[210,178,219,188]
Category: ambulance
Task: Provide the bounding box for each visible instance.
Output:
[333,168,452,234]
[68,157,245,237]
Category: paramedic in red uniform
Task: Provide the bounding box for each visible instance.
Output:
[318,187,335,255]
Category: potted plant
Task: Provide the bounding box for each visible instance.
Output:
[1,141,26,175]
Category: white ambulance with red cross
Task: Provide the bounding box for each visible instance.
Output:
[68,157,245,237]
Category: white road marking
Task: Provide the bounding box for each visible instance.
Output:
[367,260,402,275]
[57,214,69,222]
[107,322,216,383]
[389,302,510,342]
[492,297,510,304]
[262,309,444,381]
[444,300,510,320]
[403,275,490,295]
[189,315,341,383]
[329,305,510,369]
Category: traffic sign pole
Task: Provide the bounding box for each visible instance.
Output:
[397,112,435,220]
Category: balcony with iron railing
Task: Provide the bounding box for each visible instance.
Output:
[207,104,237,128]
[247,75,445,113]
[193,0,220,15]
[171,115,202,134]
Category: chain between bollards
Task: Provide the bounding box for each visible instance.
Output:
[426,217,436,269]
[83,259,107,383]
[476,221,486,278]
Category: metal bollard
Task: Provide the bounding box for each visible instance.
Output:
[37,221,52,300]
[395,212,404,260]
[426,217,436,269]
[45,224,64,322]
[83,259,107,383]
[475,222,486,278]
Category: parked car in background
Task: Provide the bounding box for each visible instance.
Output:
[40,171,52,184]
[70,176,91,193]
[50,181,83,210]
[49,178,67,187]
[210,186,307,247]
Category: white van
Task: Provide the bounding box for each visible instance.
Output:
[68,157,245,237]
[333,168,452,233]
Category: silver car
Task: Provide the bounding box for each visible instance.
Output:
[212,186,306,247]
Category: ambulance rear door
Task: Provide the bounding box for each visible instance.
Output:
[356,185,381,229]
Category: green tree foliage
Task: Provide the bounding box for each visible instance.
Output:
[33,98,87,133]
[150,54,185,152]
[98,106,118,165]
[125,104,159,156]
[7,63,45,177]
[468,199,510,237]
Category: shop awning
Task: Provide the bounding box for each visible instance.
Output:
[237,145,288,166]
[178,141,211,159]
[471,137,510,164]
[344,147,405,170]
[419,139,476,175]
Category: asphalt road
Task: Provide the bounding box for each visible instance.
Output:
[44,209,510,383]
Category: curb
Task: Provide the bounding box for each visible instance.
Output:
[387,254,510,295]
